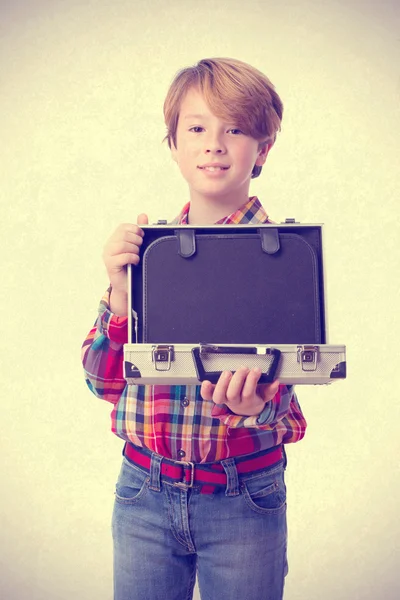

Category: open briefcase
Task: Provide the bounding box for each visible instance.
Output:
[123,220,346,385]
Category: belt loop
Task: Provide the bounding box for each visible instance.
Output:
[221,458,239,497]
[149,453,163,492]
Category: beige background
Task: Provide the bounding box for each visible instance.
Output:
[1,0,399,598]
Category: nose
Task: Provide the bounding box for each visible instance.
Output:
[204,131,226,154]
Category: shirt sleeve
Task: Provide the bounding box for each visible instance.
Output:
[81,287,128,404]
[210,385,299,429]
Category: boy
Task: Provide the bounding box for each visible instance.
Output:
[82,57,307,600]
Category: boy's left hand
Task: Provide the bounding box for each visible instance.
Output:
[200,366,280,417]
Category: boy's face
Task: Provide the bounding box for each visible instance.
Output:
[171,87,271,206]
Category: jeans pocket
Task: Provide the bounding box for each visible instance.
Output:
[241,465,287,514]
[114,458,150,505]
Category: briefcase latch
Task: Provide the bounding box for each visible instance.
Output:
[297,345,319,372]
[152,345,175,371]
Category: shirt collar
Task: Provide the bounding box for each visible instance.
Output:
[172,196,270,225]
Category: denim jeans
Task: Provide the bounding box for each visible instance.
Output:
[112,450,288,600]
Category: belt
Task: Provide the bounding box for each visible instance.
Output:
[123,442,283,494]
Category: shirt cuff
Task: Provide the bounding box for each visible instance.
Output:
[98,286,128,345]
[210,385,293,429]
[210,403,267,428]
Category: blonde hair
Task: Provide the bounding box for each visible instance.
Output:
[163,57,283,178]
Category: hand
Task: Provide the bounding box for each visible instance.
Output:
[102,214,148,314]
[200,366,280,417]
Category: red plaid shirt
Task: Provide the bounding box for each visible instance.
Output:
[82,196,307,462]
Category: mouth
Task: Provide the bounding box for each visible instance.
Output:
[198,166,230,172]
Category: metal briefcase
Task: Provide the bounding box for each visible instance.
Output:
[123,221,346,385]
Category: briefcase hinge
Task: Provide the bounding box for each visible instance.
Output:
[151,345,175,371]
[297,345,319,371]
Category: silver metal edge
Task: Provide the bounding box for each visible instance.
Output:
[127,263,132,344]
[320,223,329,344]
[124,375,341,385]
[142,223,324,229]
[124,342,346,351]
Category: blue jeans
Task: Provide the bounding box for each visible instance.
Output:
[112,450,288,600]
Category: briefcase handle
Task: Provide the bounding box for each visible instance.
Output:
[191,345,281,384]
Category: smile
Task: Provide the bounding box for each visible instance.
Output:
[198,166,230,172]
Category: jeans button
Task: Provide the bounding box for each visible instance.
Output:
[178,449,186,459]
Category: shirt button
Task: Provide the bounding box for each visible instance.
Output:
[181,397,190,407]
[177,449,186,459]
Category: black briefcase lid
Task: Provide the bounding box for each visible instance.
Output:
[129,223,326,345]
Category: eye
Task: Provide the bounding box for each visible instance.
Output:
[228,128,243,135]
[189,126,204,133]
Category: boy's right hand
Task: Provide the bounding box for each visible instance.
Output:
[102,213,148,315]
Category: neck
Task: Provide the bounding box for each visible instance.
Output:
[187,192,250,225]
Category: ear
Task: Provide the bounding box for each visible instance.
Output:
[255,142,273,166]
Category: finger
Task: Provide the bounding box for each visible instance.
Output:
[115,223,145,238]
[107,240,141,257]
[212,371,233,405]
[258,379,280,402]
[200,380,215,400]
[240,367,263,401]
[108,252,141,268]
[225,366,251,404]
[255,379,280,404]
[137,213,149,226]
[121,231,144,246]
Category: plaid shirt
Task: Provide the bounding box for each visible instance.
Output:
[82,196,307,463]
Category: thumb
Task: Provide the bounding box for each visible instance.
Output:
[137,213,149,226]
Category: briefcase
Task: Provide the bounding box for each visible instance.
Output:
[123,221,346,385]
